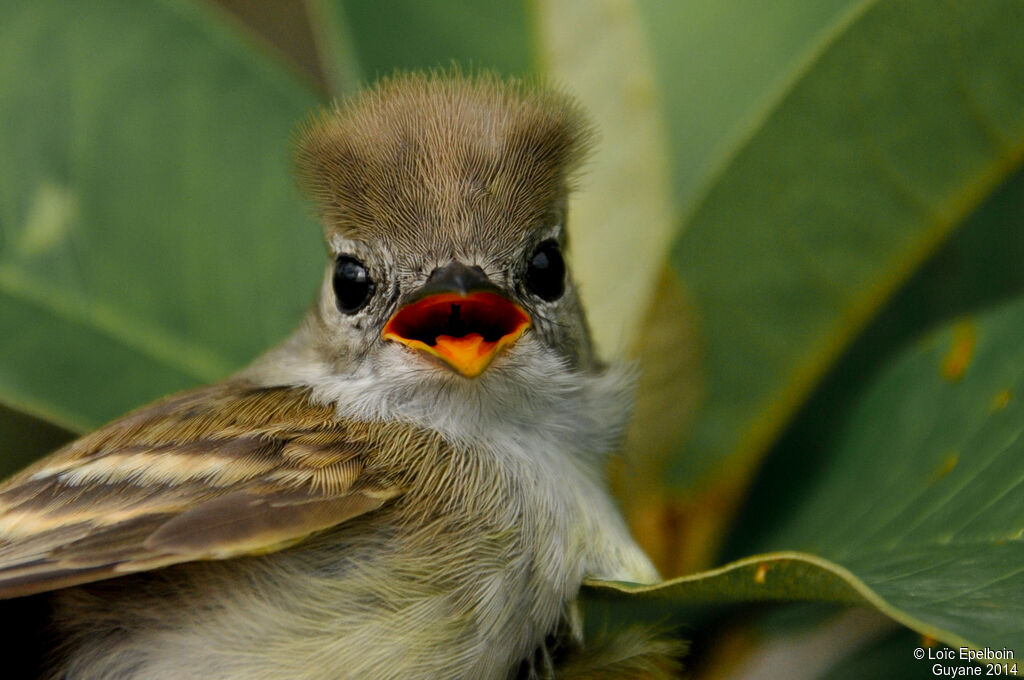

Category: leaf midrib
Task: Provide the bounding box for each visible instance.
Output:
[710,97,1024,490]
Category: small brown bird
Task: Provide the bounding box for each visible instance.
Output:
[0,73,678,679]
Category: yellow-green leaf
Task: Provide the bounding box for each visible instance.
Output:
[591,294,1024,652]
[0,0,322,433]
[638,0,1024,517]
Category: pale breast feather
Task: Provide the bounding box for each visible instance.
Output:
[0,382,410,598]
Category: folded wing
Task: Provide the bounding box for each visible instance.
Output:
[0,382,407,598]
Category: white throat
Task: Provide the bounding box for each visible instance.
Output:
[245,329,633,467]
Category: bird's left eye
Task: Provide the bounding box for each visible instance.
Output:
[524,240,565,302]
[333,256,375,314]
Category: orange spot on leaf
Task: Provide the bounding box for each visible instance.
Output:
[990,389,1012,411]
[941,320,977,382]
[754,563,769,584]
[930,453,958,483]
[921,634,937,648]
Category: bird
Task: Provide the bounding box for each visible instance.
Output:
[0,72,680,679]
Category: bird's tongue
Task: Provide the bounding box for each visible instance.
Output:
[382,292,531,378]
[433,333,495,377]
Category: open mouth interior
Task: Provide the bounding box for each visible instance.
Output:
[383,292,529,346]
[382,292,531,377]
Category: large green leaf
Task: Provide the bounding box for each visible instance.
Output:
[707,163,1024,678]
[336,0,533,82]
[638,0,861,214]
[0,0,322,433]
[727,163,1024,561]
[641,0,1024,503]
[589,294,1024,651]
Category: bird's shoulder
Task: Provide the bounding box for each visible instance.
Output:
[0,380,443,598]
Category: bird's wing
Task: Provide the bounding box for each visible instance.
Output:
[0,382,416,598]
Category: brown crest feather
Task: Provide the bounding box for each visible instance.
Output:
[295,71,594,252]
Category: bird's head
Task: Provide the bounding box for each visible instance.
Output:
[295,72,598,388]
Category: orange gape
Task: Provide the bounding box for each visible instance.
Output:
[382,292,531,377]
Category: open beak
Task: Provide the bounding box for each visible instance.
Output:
[382,262,531,378]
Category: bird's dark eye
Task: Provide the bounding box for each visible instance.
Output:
[524,240,565,302]
[333,256,375,314]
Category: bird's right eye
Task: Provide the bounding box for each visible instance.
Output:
[333,256,375,314]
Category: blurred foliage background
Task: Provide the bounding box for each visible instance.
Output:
[2,1,1023,677]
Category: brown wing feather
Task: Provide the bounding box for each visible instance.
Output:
[0,382,404,598]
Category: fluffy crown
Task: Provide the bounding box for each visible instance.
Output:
[295,71,593,252]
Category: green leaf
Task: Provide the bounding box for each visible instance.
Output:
[0,0,322,432]
[591,294,1024,651]
[648,0,1024,497]
[335,0,534,80]
[727,163,1024,563]
[638,0,862,214]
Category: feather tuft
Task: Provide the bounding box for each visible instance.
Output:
[295,70,595,251]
